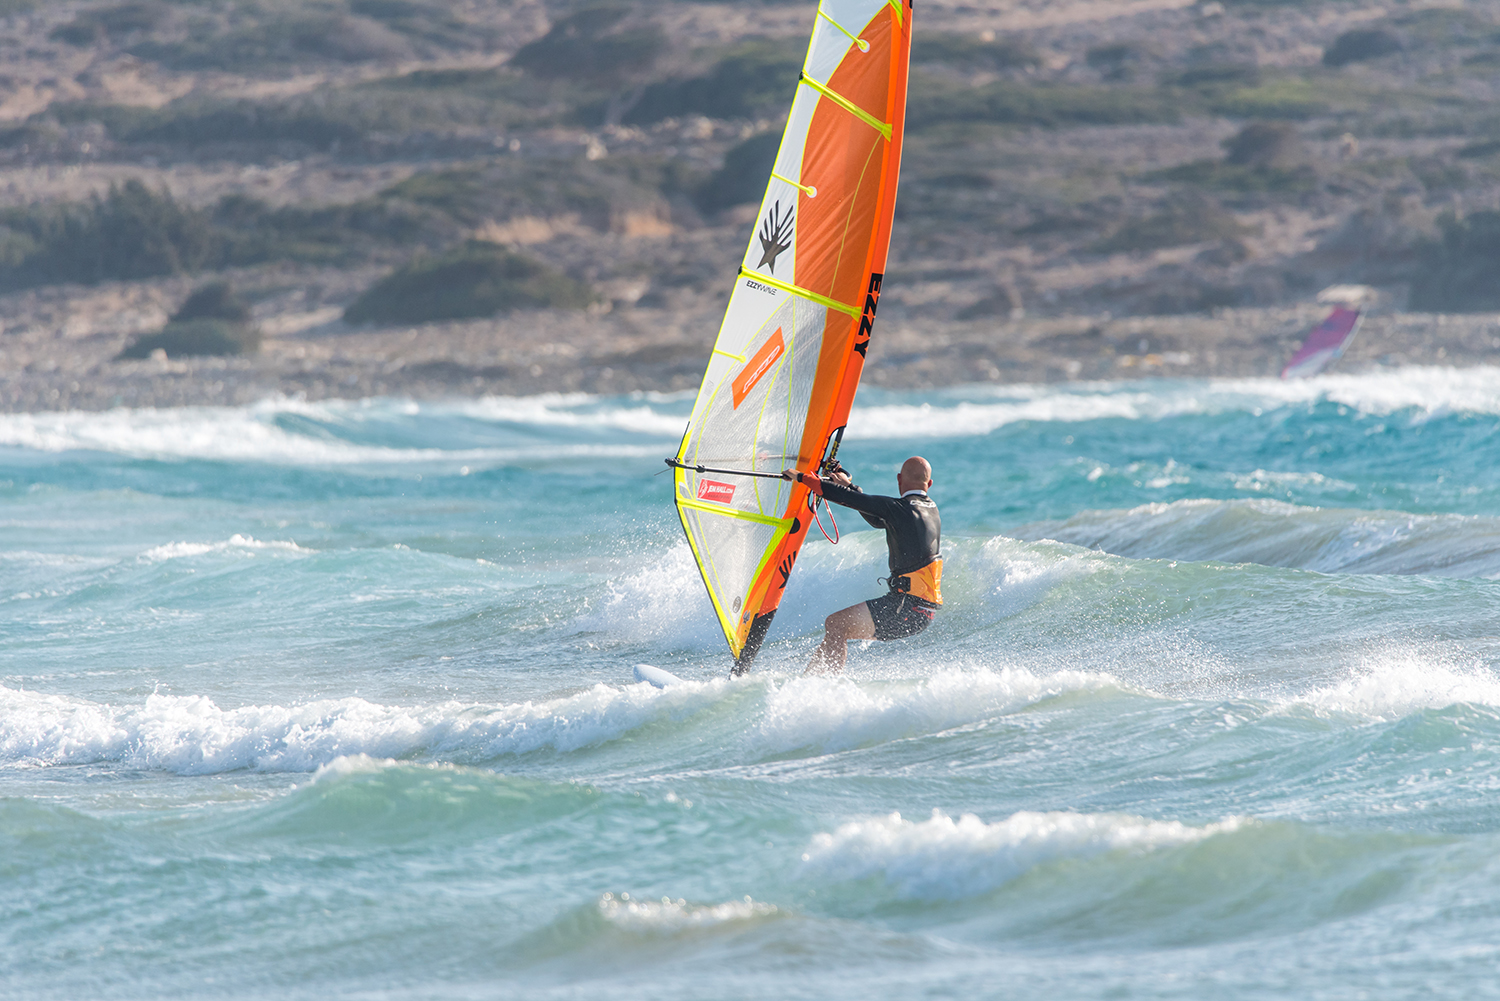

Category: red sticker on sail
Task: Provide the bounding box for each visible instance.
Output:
[731,329,786,409]
[697,479,736,504]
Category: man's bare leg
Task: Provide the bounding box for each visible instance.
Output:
[805,602,876,675]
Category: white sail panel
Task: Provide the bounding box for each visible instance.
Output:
[804,0,893,86]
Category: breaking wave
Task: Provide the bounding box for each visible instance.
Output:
[1015,498,1500,578]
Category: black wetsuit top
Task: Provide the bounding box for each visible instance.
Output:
[819,481,941,579]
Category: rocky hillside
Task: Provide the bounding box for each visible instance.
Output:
[1,0,1498,410]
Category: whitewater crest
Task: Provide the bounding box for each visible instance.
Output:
[754,666,1122,755]
[0,682,724,773]
[1295,658,1500,720]
[0,664,1125,774]
[140,534,314,562]
[596,892,780,933]
[849,366,1500,439]
[1015,498,1500,578]
[802,809,1244,900]
[0,395,679,468]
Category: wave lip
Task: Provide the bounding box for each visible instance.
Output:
[803,809,1243,901]
[753,666,1121,756]
[0,395,678,467]
[1014,498,1500,578]
[596,893,780,934]
[848,366,1500,438]
[139,534,314,563]
[0,664,1126,774]
[0,676,735,774]
[1295,660,1500,720]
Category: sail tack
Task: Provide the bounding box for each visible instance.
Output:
[672,0,913,671]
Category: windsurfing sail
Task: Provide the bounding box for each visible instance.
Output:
[1281,306,1363,379]
[669,0,914,674]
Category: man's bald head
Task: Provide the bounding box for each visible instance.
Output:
[897,456,932,493]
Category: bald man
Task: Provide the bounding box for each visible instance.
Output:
[782,456,943,674]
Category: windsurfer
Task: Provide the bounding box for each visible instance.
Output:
[781,456,942,674]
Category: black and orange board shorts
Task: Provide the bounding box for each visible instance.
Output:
[866,592,937,642]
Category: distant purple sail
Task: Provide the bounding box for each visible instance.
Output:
[1281,306,1363,379]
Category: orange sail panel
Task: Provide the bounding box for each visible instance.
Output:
[672,0,913,672]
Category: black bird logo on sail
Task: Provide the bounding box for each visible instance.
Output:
[756,202,794,274]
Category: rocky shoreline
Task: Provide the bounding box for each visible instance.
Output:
[2,274,1495,413]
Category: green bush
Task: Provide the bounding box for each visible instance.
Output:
[1147,160,1317,195]
[1172,63,1261,88]
[354,67,569,131]
[212,194,439,266]
[911,34,1041,71]
[377,154,679,232]
[1086,43,1151,81]
[0,180,217,288]
[625,40,801,124]
[0,182,446,290]
[51,3,173,46]
[344,242,595,325]
[131,11,412,71]
[1224,121,1302,168]
[124,100,366,149]
[1323,29,1403,67]
[1409,211,1500,311]
[1458,139,1500,159]
[1091,196,1247,253]
[118,319,261,360]
[910,77,1182,130]
[172,281,251,323]
[510,6,665,87]
[347,0,493,51]
[696,132,781,213]
[1207,80,1329,120]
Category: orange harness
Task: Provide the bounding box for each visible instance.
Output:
[893,558,942,606]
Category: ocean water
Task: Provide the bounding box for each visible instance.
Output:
[4,367,1500,999]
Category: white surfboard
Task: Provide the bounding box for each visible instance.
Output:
[633,664,685,689]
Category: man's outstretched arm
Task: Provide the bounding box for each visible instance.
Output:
[781,469,900,524]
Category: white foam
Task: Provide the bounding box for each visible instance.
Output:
[460,393,688,437]
[802,808,1243,900]
[139,534,313,562]
[847,366,1500,439]
[0,659,1125,774]
[596,893,778,932]
[581,544,722,650]
[753,666,1119,755]
[1015,498,1500,577]
[0,396,677,467]
[1298,659,1500,720]
[0,678,731,774]
[308,753,402,782]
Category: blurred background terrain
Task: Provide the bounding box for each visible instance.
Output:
[1,0,1498,410]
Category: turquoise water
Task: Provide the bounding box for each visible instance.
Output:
[4,368,1500,999]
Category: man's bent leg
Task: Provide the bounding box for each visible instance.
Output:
[805,602,876,676]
